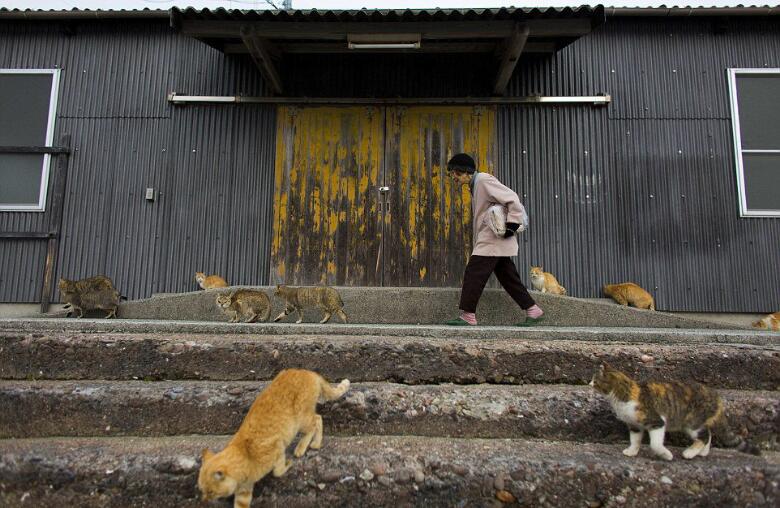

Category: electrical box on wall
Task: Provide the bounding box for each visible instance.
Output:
[145,188,156,202]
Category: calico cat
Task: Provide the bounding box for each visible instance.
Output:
[753,311,780,332]
[216,290,271,323]
[198,369,350,507]
[58,275,120,318]
[273,285,347,324]
[195,271,229,290]
[590,363,757,460]
[603,282,655,310]
[529,266,567,295]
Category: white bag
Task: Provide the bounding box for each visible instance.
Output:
[485,203,529,237]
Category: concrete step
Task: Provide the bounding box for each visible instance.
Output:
[1,330,777,389]
[113,286,741,329]
[1,381,776,450]
[3,318,778,345]
[0,436,776,507]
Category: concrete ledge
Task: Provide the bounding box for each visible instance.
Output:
[0,436,776,507]
[0,381,775,450]
[111,286,741,329]
[2,318,779,345]
[1,332,778,389]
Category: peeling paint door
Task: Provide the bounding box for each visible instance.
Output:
[271,106,384,285]
[271,105,496,287]
[382,106,497,286]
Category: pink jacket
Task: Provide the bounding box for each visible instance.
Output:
[470,172,523,257]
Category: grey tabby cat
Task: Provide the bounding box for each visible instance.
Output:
[273,285,347,324]
[216,290,271,323]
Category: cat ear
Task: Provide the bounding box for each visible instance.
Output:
[201,448,214,461]
[213,471,225,481]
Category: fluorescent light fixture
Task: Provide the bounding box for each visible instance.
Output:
[348,42,421,49]
[347,33,421,50]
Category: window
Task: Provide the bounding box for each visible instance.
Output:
[728,69,780,217]
[0,69,60,211]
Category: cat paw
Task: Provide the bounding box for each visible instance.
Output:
[682,447,701,459]
[339,379,351,392]
[653,448,673,461]
[622,447,640,457]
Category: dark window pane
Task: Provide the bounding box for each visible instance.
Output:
[743,153,780,211]
[0,154,45,206]
[736,74,780,150]
[0,73,53,146]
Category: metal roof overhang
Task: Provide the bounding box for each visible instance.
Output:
[170,7,606,96]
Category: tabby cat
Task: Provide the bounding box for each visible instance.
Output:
[58,275,120,319]
[603,282,655,310]
[529,266,567,295]
[753,311,780,332]
[195,271,229,290]
[216,290,271,323]
[273,285,347,324]
[590,363,756,460]
[198,369,350,507]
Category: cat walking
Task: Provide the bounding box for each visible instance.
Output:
[590,363,757,461]
[216,290,272,323]
[198,369,350,507]
[273,285,347,324]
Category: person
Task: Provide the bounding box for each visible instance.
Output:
[444,153,544,326]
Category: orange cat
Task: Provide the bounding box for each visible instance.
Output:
[529,266,566,295]
[195,271,228,290]
[753,311,780,331]
[603,282,655,310]
[198,369,350,507]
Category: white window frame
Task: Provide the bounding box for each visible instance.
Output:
[0,68,61,212]
[727,68,780,218]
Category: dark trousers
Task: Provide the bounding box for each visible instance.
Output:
[459,255,536,313]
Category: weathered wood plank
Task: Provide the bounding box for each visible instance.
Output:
[493,24,530,96]
[240,27,283,94]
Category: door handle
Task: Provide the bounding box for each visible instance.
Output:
[378,187,390,216]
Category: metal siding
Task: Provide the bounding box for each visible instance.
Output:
[500,16,780,312]
[1,16,779,311]
[0,20,275,302]
[156,104,276,295]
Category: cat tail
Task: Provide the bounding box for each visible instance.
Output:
[712,416,761,456]
[317,375,350,401]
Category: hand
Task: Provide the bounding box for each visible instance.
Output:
[503,222,520,238]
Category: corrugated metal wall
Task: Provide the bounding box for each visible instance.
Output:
[0,20,276,302]
[499,16,780,312]
[1,16,779,311]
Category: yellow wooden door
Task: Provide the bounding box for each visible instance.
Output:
[271,106,384,285]
[382,106,497,286]
[271,105,496,287]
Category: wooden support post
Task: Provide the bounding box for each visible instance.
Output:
[40,134,71,314]
[241,26,283,95]
[492,24,530,96]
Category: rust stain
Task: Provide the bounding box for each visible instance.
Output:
[272,105,495,286]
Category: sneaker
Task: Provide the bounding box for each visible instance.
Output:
[444,317,474,326]
[515,317,544,327]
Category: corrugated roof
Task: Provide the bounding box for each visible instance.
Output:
[1,6,778,20]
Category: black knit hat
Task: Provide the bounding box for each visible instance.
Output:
[447,153,476,174]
